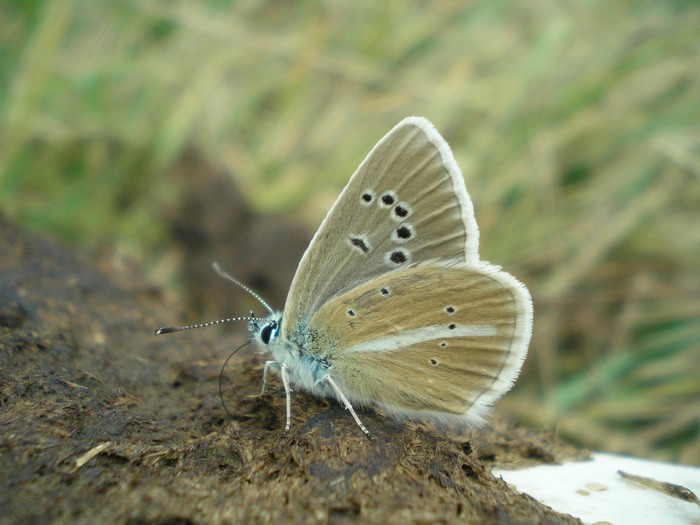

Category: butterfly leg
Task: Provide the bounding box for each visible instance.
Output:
[323,375,372,438]
[280,363,293,432]
[261,360,279,396]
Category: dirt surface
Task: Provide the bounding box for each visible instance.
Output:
[0,209,586,524]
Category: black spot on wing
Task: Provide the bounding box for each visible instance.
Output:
[349,236,371,254]
[390,250,407,264]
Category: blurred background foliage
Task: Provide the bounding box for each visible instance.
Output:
[1,0,699,465]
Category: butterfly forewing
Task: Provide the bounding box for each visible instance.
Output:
[283,118,480,340]
[304,262,532,422]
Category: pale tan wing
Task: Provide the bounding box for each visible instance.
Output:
[283,117,479,340]
[305,262,532,422]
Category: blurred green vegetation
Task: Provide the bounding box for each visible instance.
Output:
[1,1,699,464]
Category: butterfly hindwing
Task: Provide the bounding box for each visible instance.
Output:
[303,261,532,422]
[282,117,480,341]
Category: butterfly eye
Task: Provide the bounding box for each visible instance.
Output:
[260,322,277,344]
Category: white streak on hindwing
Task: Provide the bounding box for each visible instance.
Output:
[345,324,497,353]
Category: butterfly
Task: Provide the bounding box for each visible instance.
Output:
[158,117,533,438]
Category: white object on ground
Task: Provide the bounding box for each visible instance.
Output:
[494,452,700,525]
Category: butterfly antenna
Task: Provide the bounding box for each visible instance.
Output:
[155,316,255,335]
[212,262,275,315]
[219,340,253,418]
